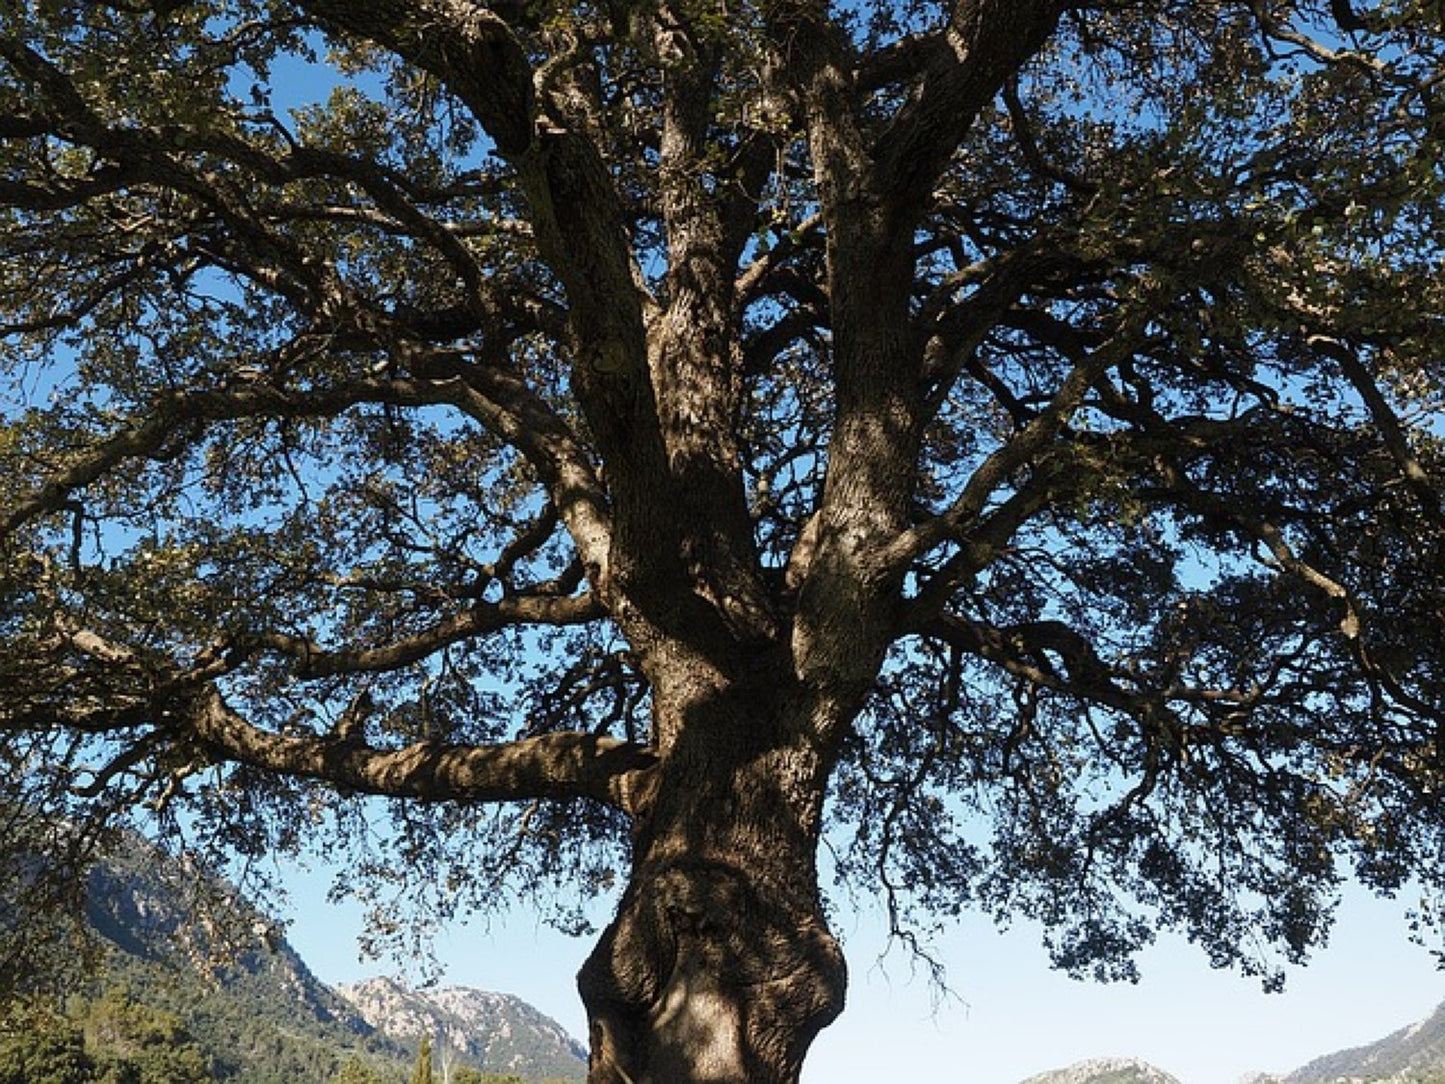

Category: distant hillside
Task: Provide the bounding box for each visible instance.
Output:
[1019,1056,1183,1084]
[2,831,587,1082]
[60,834,409,1081]
[338,977,586,1081]
[1286,999,1445,1083]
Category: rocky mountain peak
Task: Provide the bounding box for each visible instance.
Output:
[1020,1056,1185,1084]
[337,975,587,1079]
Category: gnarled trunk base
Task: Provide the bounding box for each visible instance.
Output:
[577,702,846,1084]
[579,853,845,1083]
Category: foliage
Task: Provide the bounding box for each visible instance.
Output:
[1,833,419,1083]
[3,0,1445,1074]
[410,1036,433,1084]
[0,848,584,1084]
[0,990,214,1084]
[99,954,392,1084]
[332,1059,385,1084]
[451,1072,526,1084]
[82,987,215,1083]
[0,1001,95,1084]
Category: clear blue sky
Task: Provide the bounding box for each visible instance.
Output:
[279,856,1442,1083]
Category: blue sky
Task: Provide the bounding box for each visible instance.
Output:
[278,855,1443,1083]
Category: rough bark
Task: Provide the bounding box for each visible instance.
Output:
[577,669,846,1084]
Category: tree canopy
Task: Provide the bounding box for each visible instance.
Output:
[3,0,1445,1080]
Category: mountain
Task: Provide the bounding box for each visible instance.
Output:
[1285,999,1445,1083]
[83,839,378,1033]
[0,829,405,1081]
[3,831,587,1082]
[1010,998,1445,1084]
[337,976,587,1080]
[1019,1057,1184,1084]
[24,832,1445,1084]
[56,833,406,1082]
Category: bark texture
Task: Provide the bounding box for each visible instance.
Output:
[577,671,846,1083]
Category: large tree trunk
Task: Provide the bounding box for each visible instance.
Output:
[577,678,846,1083]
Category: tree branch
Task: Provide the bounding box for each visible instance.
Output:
[190,687,658,813]
[1000,76,1097,196]
[295,1,689,628]
[440,359,615,585]
[917,236,1088,417]
[294,0,537,156]
[881,334,1120,571]
[1309,335,1443,521]
[1,376,467,537]
[870,0,1063,217]
[912,612,1142,718]
[253,591,605,678]
[10,618,658,813]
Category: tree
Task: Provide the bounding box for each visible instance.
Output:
[450,1071,525,1084]
[333,1059,385,1084]
[2,0,1444,1080]
[81,989,215,1084]
[410,1036,434,1084]
[0,1001,94,1084]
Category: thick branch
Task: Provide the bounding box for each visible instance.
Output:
[11,619,658,812]
[918,237,1088,416]
[1309,335,1443,521]
[915,612,1142,717]
[871,0,1063,217]
[294,0,537,155]
[442,359,614,586]
[898,478,1057,628]
[646,18,780,641]
[1000,76,1097,196]
[190,688,657,813]
[294,2,680,622]
[882,340,1117,572]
